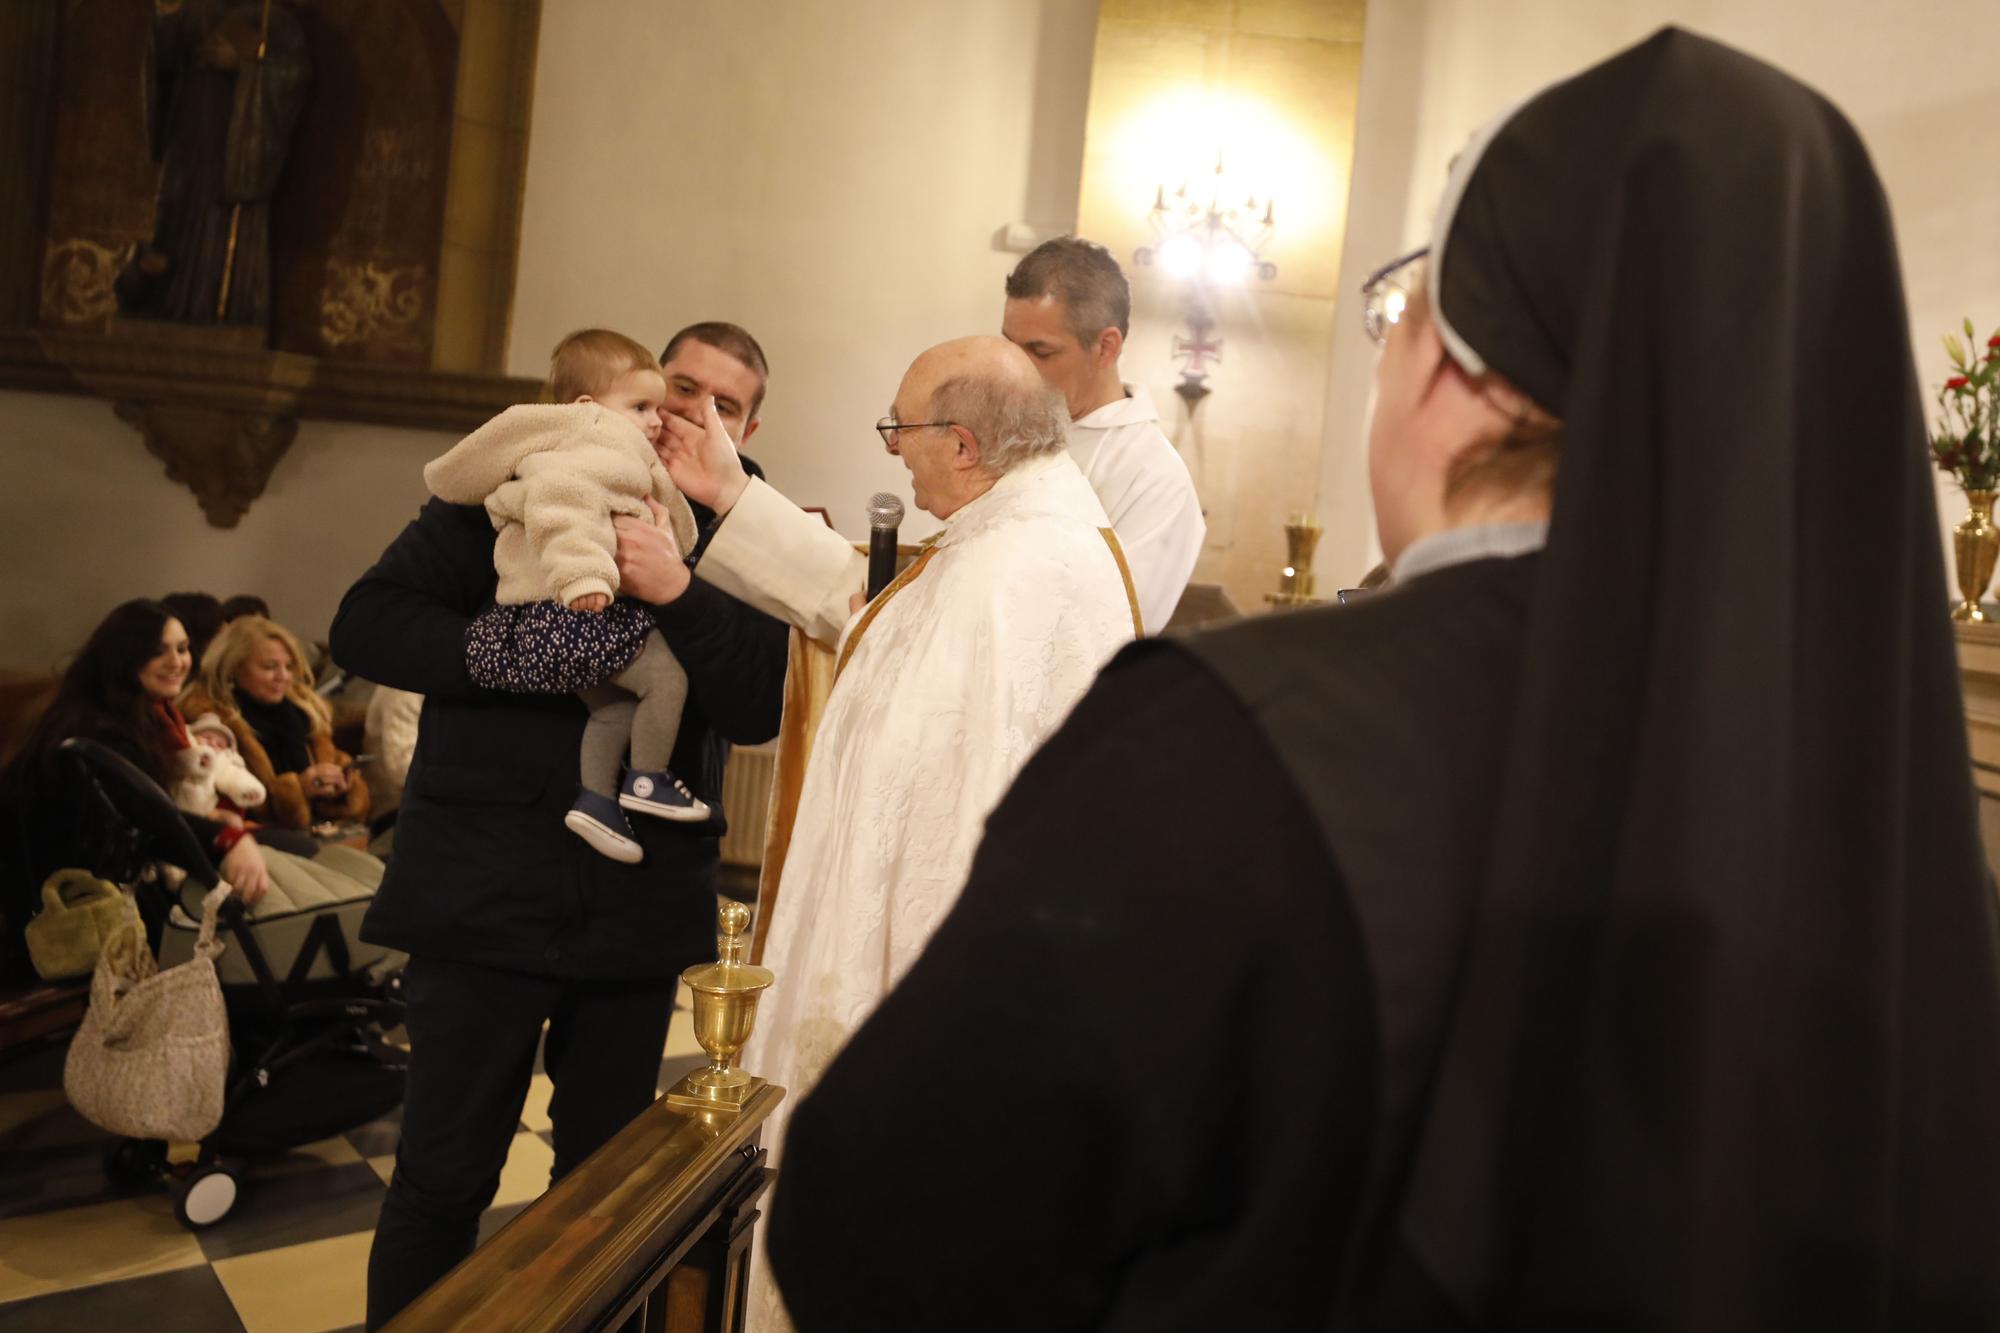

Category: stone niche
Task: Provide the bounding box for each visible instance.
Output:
[1074,0,1368,612]
[0,0,544,527]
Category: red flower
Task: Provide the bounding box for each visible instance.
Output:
[1947,375,1971,390]
[1988,334,2000,348]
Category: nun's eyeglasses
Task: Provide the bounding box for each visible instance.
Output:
[1361,247,1428,346]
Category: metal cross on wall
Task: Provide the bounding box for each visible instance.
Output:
[1173,309,1223,407]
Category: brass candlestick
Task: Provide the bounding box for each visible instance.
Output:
[1264,511,1326,609]
[666,901,775,1112]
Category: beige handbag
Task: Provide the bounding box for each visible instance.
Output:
[64,885,232,1142]
[24,869,133,981]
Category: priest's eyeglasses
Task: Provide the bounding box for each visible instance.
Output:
[875,418,957,447]
[1361,247,1429,346]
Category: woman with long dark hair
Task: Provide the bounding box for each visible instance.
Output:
[2,600,271,961]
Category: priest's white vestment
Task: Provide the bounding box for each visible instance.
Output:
[700,450,1140,1093]
[704,456,1144,1320]
[695,449,1140,1330]
[704,446,1144,1320]
[1067,383,1205,632]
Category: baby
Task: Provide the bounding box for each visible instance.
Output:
[425,329,711,864]
[173,713,269,823]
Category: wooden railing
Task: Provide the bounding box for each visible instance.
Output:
[388,1082,783,1333]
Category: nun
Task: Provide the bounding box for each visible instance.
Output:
[766,28,2000,1331]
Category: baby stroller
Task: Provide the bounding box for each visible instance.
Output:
[54,737,407,1229]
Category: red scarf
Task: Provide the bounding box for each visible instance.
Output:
[152,699,191,752]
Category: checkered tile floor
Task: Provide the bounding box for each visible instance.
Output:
[0,988,709,1332]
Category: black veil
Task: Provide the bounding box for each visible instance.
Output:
[1382,27,2000,1328]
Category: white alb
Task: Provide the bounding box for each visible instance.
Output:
[1066,383,1206,632]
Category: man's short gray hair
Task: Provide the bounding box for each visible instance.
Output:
[929,374,1070,475]
[1005,236,1131,346]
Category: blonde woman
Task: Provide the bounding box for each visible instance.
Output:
[184,615,370,830]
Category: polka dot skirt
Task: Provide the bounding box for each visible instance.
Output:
[467,599,654,694]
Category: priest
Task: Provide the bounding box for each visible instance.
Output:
[659,335,1141,1327]
[1003,236,1205,631]
[765,29,2000,1332]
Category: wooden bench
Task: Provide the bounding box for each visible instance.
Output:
[0,670,55,755]
[0,979,87,1054]
[0,671,86,1055]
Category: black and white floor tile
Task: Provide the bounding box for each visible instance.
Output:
[0,989,708,1332]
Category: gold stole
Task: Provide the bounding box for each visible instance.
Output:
[1099,527,1145,637]
[748,629,835,964]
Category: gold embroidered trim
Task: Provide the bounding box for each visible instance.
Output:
[834,544,940,680]
[1100,528,1145,637]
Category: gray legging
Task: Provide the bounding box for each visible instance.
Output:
[575,630,687,798]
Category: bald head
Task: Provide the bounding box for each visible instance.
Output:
[907,335,1044,398]
[899,335,1069,478]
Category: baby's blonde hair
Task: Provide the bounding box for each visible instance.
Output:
[547,328,660,403]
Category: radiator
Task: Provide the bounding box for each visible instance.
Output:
[718,741,777,867]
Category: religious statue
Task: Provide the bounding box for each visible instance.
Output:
[115,0,311,333]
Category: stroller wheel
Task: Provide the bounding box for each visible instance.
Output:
[173,1162,240,1229]
[102,1138,166,1189]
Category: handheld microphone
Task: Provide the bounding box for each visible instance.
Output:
[866,493,904,600]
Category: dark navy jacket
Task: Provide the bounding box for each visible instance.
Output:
[329,495,786,980]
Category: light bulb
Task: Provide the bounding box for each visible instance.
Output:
[1159,234,1202,280]
[1207,241,1252,285]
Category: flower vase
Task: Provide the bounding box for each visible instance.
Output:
[1952,488,2000,621]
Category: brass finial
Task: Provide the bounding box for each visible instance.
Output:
[716,900,751,966]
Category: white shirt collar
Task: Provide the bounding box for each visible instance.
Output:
[1072,384,1161,430]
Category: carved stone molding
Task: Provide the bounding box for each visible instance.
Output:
[113,399,302,529]
[0,328,539,526]
[0,329,538,431]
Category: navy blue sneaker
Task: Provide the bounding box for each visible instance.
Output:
[565,790,643,863]
[617,768,712,823]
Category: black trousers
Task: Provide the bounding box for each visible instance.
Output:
[364,955,677,1329]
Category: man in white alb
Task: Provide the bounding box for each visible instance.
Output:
[657,335,1141,1331]
[1003,235,1207,631]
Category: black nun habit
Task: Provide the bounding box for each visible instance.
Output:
[766,28,2000,1332]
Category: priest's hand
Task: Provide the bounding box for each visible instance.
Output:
[615,497,692,605]
[659,398,751,516]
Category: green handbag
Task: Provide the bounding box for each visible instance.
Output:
[24,869,136,981]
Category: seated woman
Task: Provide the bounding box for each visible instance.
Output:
[1,600,272,960]
[182,616,371,832]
